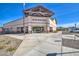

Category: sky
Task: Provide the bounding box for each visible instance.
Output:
[0,3,79,27]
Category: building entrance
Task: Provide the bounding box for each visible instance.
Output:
[32,27,44,33]
[25,27,28,33]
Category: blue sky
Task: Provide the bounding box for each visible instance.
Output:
[0,3,79,27]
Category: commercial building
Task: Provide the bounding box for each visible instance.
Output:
[3,5,56,33]
[0,27,3,33]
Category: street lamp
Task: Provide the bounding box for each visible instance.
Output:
[74,23,77,40]
[23,3,26,35]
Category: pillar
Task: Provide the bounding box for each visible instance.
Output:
[28,26,32,33]
[47,27,50,32]
[53,26,56,32]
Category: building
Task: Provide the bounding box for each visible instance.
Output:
[0,27,4,34]
[3,5,56,33]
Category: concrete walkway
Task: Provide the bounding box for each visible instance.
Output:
[60,46,79,56]
[5,32,79,56]
[13,32,62,56]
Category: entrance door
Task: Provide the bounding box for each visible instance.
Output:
[32,27,44,33]
[21,27,24,33]
[26,27,28,33]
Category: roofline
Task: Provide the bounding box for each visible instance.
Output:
[24,5,54,14]
[3,17,23,26]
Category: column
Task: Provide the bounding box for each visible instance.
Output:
[28,26,32,33]
[47,26,50,32]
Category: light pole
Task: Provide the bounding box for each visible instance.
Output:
[23,3,26,35]
[74,23,76,40]
[61,31,63,56]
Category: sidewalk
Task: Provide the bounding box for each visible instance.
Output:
[13,32,62,56]
[5,32,79,56]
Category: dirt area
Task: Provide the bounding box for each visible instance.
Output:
[0,35,22,56]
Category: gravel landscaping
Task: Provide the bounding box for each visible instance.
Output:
[0,35,22,56]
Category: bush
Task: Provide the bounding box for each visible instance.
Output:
[53,30,57,33]
[5,41,11,44]
[6,47,16,52]
[0,45,6,49]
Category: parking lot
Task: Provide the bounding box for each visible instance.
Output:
[62,32,79,56]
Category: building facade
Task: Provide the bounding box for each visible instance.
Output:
[3,5,56,33]
[0,27,3,33]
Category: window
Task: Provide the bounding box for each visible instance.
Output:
[32,13,38,16]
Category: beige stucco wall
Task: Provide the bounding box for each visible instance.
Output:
[27,16,50,26]
[4,16,50,27]
[3,16,52,32]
